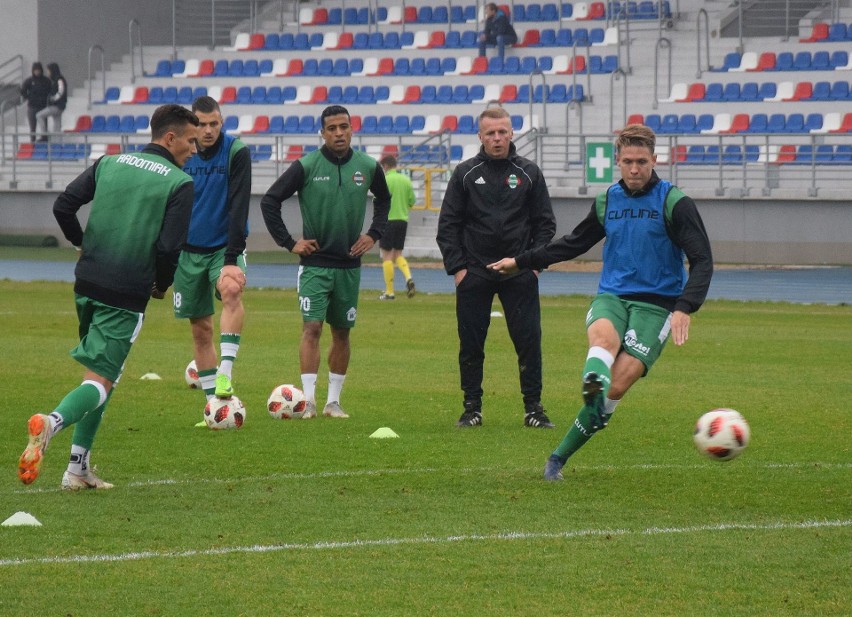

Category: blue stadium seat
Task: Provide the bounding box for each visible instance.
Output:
[660,114,679,133]
[697,114,714,132]
[767,113,787,132]
[511,115,523,131]
[445,30,462,48]
[542,3,560,21]
[678,114,697,134]
[704,83,724,102]
[309,32,324,49]
[377,115,394,133]
[353,32,369,49]
[458,115,477,134]
[469,84,485,101]
[450,6,465,23]
[293,33,310,50]
[539,29,557,47]
[526,3,542,21]
[719,52,741,71]
[400,31,414,47]
[815,144,834,163]
[516,84,532,103]
[368,32,384,49]
[513,4,526,21]
[685,145,705,164]
[328,7,343,24]
[433,6,449,22]
[327,86,344,104]
[375,85,390,102]
[488,56,504,74]
[281,86,297,103]
[602,55,618,73]
[349,58,364,74]
[568,84,584,101]
[395,58,410,75]
[259,59,273,75]
[410,58,427,76]
[152,59,172,77]
[134,115,149,132]
[236,86,252,104]
[317,58,334,76]
[746,113,768,133]
[227,60,244,76]
[786,113,805,132]
[740,82,760,101]
[342,86,359,104]
[148,86,164,104]
[834,145,852,164]
[556,28,572,47]
[539,56,553,72]
[460,30,478,48]
[425,57,442,75]
[119,115,135,132]
[503,56,522,74]
[393,116,410,133]
[830,81,849,100]
[266,87,283,104]
[243,60,259,76]
[573,28,590,46]
[420,85,437,104]
[774,52,794,71]
[811,51,830,70]
[452,85,470,103]
[811,81,832,101]
[520,56,538,73]
[804,113,823,132]
[385,31,401,49]
[644,114,662,133]
[758,82,777,100]
[357,86,376,104]
[264,33,280,50]
[333,58,350,76]
[360,116,377,134]
[298,116,316,134]
[441,57,457,74]
[250,86,267,104]
[436,85,453,104]
[828,22,848,41]
[213,59,229,77]
[283,116,299,133]
[279,33,294,50]
[223,116,239,132]
[830,50,849,69]
[723,82,741,101]
[550,83,568,102]
[590,28,605,45]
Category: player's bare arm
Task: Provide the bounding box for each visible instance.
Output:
[670,310,691,346]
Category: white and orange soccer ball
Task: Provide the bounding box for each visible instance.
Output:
[184,360,201,389]
[267,384,307,419]
[693,408,750,461]
[204,396,246,430]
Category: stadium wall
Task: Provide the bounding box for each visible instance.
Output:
[2,191,850,266]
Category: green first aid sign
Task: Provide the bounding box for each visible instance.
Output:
[586,143,614,184]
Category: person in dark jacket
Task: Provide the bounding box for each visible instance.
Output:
[17,104,198,490]
[35,62,67,140]
[478,3,518,59]
[437,106,557,429]
[489,124,714,480]
[20,62,52,142]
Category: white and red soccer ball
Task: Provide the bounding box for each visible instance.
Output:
[693,408,750,461]
[204,396,246,430]
[184,360,201,389]
[267,384,307,419]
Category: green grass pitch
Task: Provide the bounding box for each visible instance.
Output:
[0,280,849,616]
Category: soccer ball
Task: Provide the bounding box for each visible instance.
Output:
[184,360,201,389]
[693,408,750,461]
[204,396,246,430]
[267,384,307,419]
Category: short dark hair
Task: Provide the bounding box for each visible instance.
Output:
[380,155,397,169]
[320,105,350,129]
[150,104,199,140]
[191,95,220,115]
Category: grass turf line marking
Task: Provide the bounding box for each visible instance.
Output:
[0,519,849,568]
[10,461,852,495]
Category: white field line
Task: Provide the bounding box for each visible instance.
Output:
[11,461,852,495]
[0,519,849,568]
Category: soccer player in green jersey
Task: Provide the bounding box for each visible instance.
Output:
[18,104,198,489]
[261,105,391,418]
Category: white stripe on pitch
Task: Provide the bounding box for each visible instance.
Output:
[11,461,852,495]
[0,519,849,568]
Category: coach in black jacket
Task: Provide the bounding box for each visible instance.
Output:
[437,107,557,429]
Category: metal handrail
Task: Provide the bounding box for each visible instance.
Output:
[527,70,547,138]
[608,68,627,133]
[87,45,106,110]
[696,8,710,78]
[129,19,144,84]
[652,37,671,110]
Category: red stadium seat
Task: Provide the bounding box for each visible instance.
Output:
[308,86,328,104]
[67,115,93,132]
[567,55,586,74]
[499,84,518,102]
[377,57,394,75]
[627,113,644,125]
[16,143,34,159]
[402,85,422,103]
[671,145,687,163]
[791,81,813,101]
[832,112,852,133]
[249,33,265,50]
[285,59,303,76]
[428,31,446,48]
[219,87,236,104]
[285,145,303,161]
[337,32,354,49]
[586,2,606,19]
[518,29,540,47]
[800,22,829,43]
[774,144,796,164]
[313,8,328,24]
[754,52,776,71]
[470,56,489,74]
[685,82,706,102]
[197,59,214,76]
[404,6,417,22]
[439,115,458,133]
[130,87,149,104]
[249,115,269,133]
[721,113,750,133]
[350,115,362,132]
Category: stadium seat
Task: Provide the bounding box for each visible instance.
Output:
[458,115,477,134]
[236,86,252,104]
[800,22,829,43]
[785,113,805,133]
[659,82,688,103]
[740,82,760,101]
[644,114,661,132]
[298,116,316,134]
[518,29,541,47]
[803,113,823,132]
[375,86,391,104]
[687,82,708,101]
[775,52,794,71]
[659,114,679,133]
[718,52,741,71]
[730,51,758,72]
[754,52,776,71]
[765,81,794,102]
[723,83,741,102]
[830,50,850,70]
[67,115,92,132]
[722,113,750,133]
[677,114,697,134]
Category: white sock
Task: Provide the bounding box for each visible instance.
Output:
[604,397,620,416]
[219,359,234,378]
[301,373,318,403]
[327,372,346,405]
[48,412,64,436]
[67,445,88,475]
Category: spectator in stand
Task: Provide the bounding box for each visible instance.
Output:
[478,3,518,60]
[20,62,52,142]
[36,63,68,141]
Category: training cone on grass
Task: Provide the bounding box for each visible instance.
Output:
[139,373,162,380]
[369,427,399,439]
[2,511,43,527]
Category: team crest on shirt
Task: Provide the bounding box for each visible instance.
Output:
[352,171,365,186]
[506,174,521,189]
